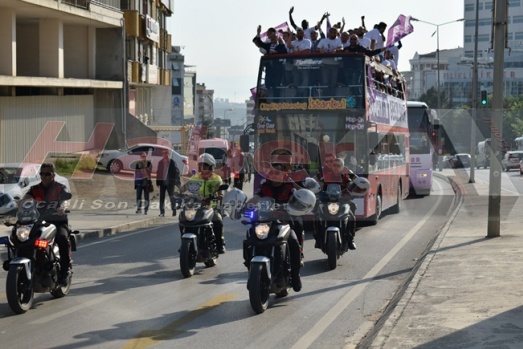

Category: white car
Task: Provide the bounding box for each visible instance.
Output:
[97,143,189,175]
[0,192,17,215]
[0,163,71,214]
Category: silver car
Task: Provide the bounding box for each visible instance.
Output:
[97,143,189,175]
[501,151,523,172]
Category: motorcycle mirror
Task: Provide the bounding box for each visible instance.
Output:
[218,184,229,191]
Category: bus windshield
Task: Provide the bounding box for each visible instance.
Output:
[407,107,431,154]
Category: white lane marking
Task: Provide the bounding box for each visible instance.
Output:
[291,180,444,349]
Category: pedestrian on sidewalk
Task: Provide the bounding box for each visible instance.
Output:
[234,152,252,190]
[135,152,152,214]
[156,149,181,217]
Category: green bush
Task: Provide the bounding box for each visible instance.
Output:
[54,156,97,176]
[54,159,78,176]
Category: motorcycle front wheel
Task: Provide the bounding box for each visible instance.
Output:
[6,265,34,314]
[180,239,196,278]
[248,264,270,314]
[327,232,338,270]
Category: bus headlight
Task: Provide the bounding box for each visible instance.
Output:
[254,223,270,239]
[328,203,340,215]
[16,225,33,242]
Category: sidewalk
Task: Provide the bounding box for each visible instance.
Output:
[366,169,523,349]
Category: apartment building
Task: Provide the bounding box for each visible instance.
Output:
[0,0,174,162]
[406,0,523,107]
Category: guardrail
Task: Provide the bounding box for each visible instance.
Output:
[60,0,121,11]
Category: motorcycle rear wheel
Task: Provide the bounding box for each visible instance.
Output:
[180,239,196,278]
[6,265,34,314]
[50,273,72,298]
[248,264,270,314]
[327,232,338,270]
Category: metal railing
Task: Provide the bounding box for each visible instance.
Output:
[60,0,121,11]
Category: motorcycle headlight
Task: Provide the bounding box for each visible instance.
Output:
[16,225,33,242]
[328,203,340,215]
[185,208,197,221]
[254,223,270,240]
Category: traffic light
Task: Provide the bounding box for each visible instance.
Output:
[481,90,487,106]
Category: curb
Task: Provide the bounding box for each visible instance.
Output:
[75,216,177,241]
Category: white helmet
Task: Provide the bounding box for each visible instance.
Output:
[287,188,316,216]
[198,153,216,170]
[302,177,321,194]
[348,177,370,197]
[222,188,248,220]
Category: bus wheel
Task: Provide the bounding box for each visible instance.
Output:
[369,194,382,225]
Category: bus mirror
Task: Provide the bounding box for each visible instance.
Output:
[368,132,379,150]
[239,135,250,152]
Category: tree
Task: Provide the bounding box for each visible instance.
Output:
[418,87,451,110]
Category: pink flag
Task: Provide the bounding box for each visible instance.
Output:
[385,15,414,48]
[260,22,289,42]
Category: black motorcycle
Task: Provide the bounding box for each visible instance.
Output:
[178,184,228,278]
[242,197,297,314]
[316,183,356,270]
[0,201,77,314]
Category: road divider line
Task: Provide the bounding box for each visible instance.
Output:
[121,293,238,349]
[292,181,444,349]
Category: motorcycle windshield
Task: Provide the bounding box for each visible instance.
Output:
[325,184,342,201]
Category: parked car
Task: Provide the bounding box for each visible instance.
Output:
[0,163,71,213]
[0,192,17,215]
[450,153,471,169]
[501,150,523,172]
[442,155,453,169]
[520,159,523,175]
[97,143,189,175]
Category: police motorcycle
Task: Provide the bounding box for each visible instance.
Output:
[178,182,229,278]
[241,188,316,314]
[316,177,370,270]
[0,200,78,314]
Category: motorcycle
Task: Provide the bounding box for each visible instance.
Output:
[316,183,355,270]
[315,177,370,270]
[0,200,78,314]
[241,188,315,314]
[178,183,229,278]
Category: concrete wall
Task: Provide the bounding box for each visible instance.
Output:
[64,25,89,79]
[96,27,123,81]
[16,23,39,77]
[0,95,95,163]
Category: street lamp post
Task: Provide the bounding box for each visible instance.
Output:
[222,108,233,139]
[411,18,465,109]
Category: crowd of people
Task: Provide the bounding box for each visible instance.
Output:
[253,8,405,99]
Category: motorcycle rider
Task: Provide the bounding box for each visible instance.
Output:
[21,162,73,285]
[180,153,226,254]
[244,149,306,292]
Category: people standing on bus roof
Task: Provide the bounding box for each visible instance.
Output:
[252,25,288,55]
[364,22,387,60]
[355,26,371,48]
[289,6,329,40]
[343,34,385,56]
[317,27,343,53]
[386,40,402,67]
[310,29,322,52]
[341,31,351,49]
[286,27,312,53]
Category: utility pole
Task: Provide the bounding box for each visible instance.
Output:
[469,0,480,183]
[487,0,507,238]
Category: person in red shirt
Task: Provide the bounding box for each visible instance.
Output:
[22,163,72,285]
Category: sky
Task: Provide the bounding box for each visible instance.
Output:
[168,1,465,103]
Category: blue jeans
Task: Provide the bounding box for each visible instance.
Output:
[136,185,149,212]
